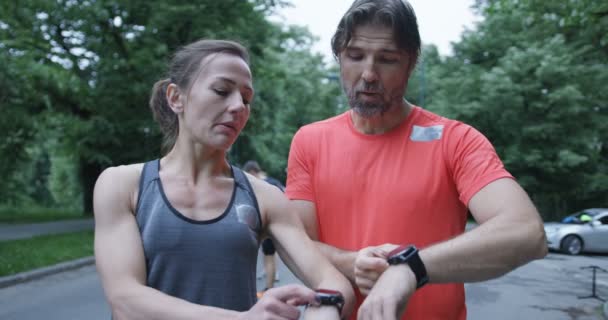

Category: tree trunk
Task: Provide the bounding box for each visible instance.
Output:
[80,159,103,216]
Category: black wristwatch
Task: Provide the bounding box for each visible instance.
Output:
[314,289,344,316]
[386,245,429,289]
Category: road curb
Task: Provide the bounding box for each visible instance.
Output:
[0,256,95,289]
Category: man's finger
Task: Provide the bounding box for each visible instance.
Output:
[377,243,400,257]
[286,296,315,307]
[356,256,389,271]
[356,270,381,281]
[355,277,374,294]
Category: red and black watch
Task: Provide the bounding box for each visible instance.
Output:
[314,289,344,316]
[386,245,429,289]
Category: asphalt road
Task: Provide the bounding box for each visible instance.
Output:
[0,219,94,241]
[465,252,608,319]
[0,252,606,320]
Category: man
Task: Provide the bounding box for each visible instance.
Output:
[243,160,282,295]
[285,1,548,319]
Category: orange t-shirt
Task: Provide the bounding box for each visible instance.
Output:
[286,107,513,320]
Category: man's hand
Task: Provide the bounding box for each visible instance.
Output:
[238,284,316,320]
[357,264,417,320]
[354,243,399,295]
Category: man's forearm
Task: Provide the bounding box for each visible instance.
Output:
[315,241,358,283]
[420,216,547,284]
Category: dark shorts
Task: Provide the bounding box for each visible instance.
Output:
[261,238,276,255]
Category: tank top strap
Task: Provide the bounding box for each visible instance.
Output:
[232,165,262,220]
[135,159,160,214]
[232,165,248,186]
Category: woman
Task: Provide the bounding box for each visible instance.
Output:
[93,39,353,320]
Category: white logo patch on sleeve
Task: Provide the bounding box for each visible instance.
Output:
[410,125,444,141]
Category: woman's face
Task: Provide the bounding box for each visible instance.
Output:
[177,53,253,150]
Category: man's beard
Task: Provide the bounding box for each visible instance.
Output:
[349,98,390,118]
[345,83,391,118]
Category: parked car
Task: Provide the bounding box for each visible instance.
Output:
[544,208,608,255]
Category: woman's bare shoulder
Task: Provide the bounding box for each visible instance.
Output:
[94,162,147,214]
[97,163,145,186]
[242,172,288,223]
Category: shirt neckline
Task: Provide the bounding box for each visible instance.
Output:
[345,106,420,140]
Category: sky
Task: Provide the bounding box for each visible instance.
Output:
[271,0,480,62]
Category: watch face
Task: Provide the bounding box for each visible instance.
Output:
[387,245,419,265]
[315,289,344,305]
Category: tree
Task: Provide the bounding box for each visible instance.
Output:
[425,0,608,217]
[0,0,342,212]
[231,25,344,180]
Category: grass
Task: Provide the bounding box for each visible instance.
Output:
[0,206,88,224]
[0,231,94,277]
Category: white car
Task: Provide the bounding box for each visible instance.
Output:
[544,208,608,255]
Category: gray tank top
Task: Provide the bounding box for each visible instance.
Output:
[135,159,262,311]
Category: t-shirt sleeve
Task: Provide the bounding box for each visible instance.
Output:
[285,127,315,201]
[446,123,514,206]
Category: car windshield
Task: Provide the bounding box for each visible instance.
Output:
[561,209,604,224]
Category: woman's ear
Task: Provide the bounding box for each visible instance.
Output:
[166,83,184,113]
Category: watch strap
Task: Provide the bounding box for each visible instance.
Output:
[314,289,344,316]
[387,245,429,289]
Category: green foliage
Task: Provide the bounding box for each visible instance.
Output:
[48,153,82,210]
[0,231,93,276]
[0,108,34,204]
[232,25,344,180]
[3,0,605,220]
[406,44,442,107]
[422,0,608,217]
[0,0,342,210]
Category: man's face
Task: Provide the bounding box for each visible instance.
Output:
[339,24,413,118]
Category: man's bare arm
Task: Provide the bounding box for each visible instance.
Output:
[358,178,547,320]
[291,179,547,291]
[420,178,547,283]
